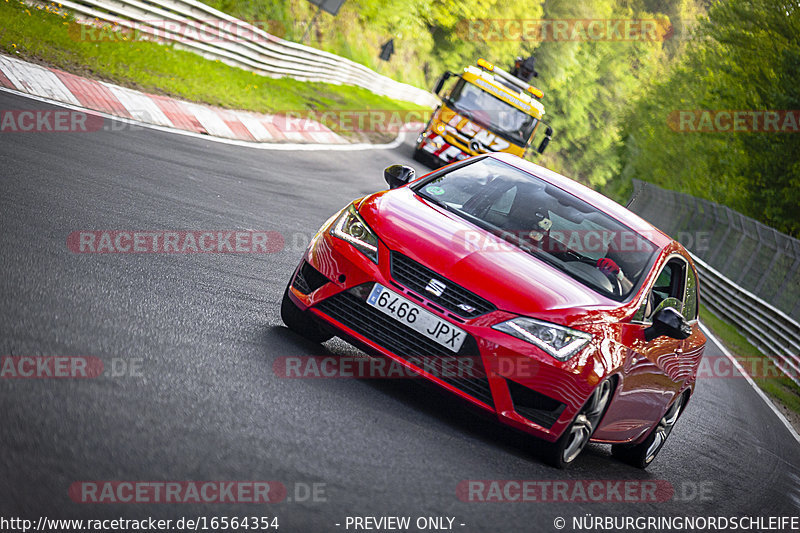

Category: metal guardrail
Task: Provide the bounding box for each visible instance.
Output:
[47,0,438,107]
[629,180,800,386]
[692,255,800,387]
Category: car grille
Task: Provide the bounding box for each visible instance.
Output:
[316,288,494,408]
[390,252,495,319]
[292,260,330,295]
[506,379,566,429]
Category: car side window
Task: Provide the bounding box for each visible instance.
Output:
[640,257,688,322]
[682,264,699,321]
[632,292,651,322]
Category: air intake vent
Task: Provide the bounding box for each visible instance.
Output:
[292,261,330,295]
[506,379,566,429]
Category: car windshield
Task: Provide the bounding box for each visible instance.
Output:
[413,158,658,300]
[449,80,537,146]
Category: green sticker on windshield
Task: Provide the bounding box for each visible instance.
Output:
[426,186,445,196]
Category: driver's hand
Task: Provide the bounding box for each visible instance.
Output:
[597,257,621,277]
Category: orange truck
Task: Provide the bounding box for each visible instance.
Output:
[414,58,552,168]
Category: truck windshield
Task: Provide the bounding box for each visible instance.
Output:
[413,158,659,301]
[448,80,538,147]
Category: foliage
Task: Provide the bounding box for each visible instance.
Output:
[610,0,800,236]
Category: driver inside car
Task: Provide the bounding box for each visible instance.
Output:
[596,256,634,294]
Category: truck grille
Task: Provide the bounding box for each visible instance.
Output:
[316,288,494,408]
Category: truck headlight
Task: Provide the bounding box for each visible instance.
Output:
[330,204,379,263]
[492,317,592,361]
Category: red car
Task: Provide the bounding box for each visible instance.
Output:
[282,153,706,468]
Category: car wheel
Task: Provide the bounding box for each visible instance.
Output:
[541,378,614,468]
[280,285,333,343]
[612,393,686,469]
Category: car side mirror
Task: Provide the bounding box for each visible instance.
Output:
[644,307,692,342]
[384,164,415,189]
[433,72,452,96]
[537,126,553,154]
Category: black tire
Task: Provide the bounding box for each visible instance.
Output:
[280,286,333,343]
[412,147,441,169]
[540,378,615,468]
[412,147,428,164]
[611,393,686,469]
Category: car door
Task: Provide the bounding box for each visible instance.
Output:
[595,255,690,442]
[676,260,706,383]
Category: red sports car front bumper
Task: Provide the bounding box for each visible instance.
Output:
[287,228,601,443]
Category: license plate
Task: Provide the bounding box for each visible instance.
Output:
[367,284,466,352]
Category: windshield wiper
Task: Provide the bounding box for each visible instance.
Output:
[417,192,456,214]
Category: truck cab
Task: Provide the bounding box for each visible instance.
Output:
[414,58,553,168]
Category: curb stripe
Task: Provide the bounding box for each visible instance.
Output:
[235,113,274,142]
[1,84,416,152]
[181,102,235,138]
[218,110,255,142]
[0,64,17,90]
[150,95,206,134]
[0,54,393,148]
[53,70,131,119]
[106,85,174,127]
[261,121,286,141]
[0,57,81,106]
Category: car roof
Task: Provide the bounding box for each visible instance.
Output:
[490,153,673,250]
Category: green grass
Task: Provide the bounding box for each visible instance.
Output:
[0,0,427,139]
[700,303,800,417]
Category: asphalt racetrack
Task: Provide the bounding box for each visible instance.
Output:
[1,90,799,531]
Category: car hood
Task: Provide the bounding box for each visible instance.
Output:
[358,188,620,323]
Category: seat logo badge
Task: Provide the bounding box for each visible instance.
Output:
[425,279,446,297]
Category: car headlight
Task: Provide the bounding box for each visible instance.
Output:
[492,317,592,362]
[330,203,379,263]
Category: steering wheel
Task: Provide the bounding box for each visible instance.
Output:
[596,258,625,296]
[601,269,624,297]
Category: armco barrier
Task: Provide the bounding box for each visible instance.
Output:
[692,255,800,387]
[629,180,800,386]
[40,0,438,107]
